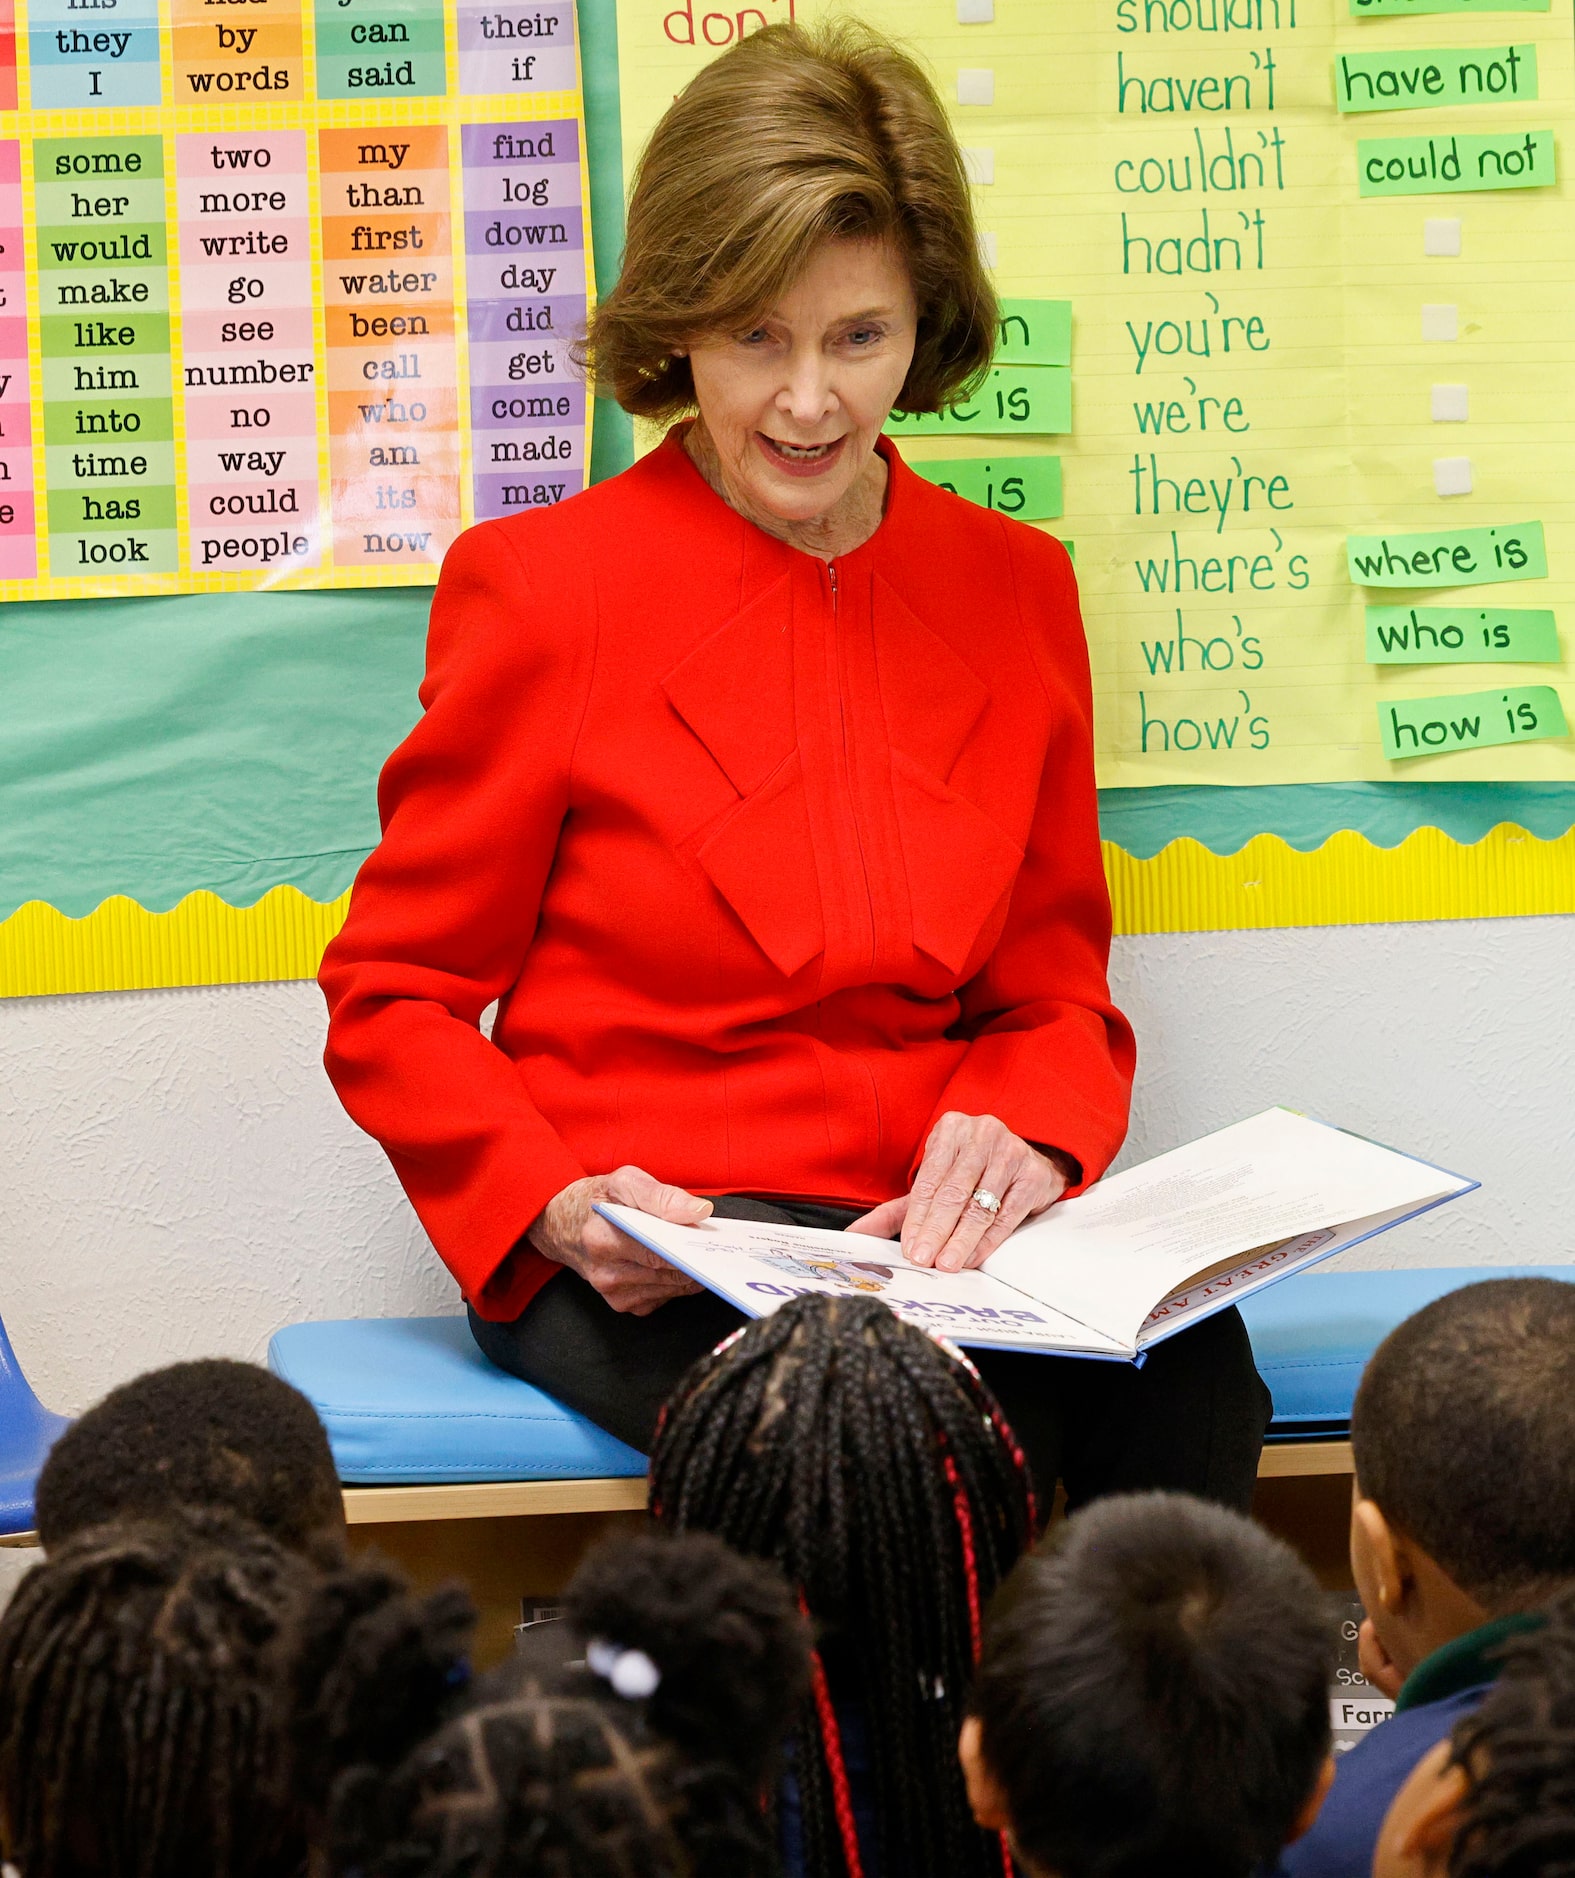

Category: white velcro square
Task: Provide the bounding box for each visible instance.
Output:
[978,230,998,268]
[1433,456,1473,496]
[956,67,996,105]
[1424,218,1462,256]
[1421,304,1459,342]
[962,146,996,186]
[1431,384,1469,422]
[958,0,995,19]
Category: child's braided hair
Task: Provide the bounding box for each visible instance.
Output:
[1448,1587,1575,1878]
[648,1293,1036,1878]
[0,1509,311,1878]
[289,1528,808,1878]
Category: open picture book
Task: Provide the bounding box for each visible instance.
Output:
[596,1109,1477,1361]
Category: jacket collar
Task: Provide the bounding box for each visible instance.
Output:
[1395,1611,1544,1714]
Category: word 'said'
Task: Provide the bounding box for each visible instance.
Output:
[0,0,590,598]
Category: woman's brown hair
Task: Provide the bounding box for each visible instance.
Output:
[584,20,998,421]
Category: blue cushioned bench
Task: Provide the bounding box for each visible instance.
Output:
[268,1265,1575,1523]
[1242,1264,1575,1444]
[268,1316,648,1525]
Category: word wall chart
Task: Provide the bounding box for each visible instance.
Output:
[0,0,590,596]
[615,0,1574,784]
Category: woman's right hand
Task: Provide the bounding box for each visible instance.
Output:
[527,1166,712,1315]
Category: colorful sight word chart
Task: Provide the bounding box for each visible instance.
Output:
[0,0,591,599]
[614,0,1574,785]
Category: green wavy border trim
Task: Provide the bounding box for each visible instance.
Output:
[580,0,636,485]
[1098,783,1575,859]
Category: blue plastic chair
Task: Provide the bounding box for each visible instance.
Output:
[0,1310,70,1539]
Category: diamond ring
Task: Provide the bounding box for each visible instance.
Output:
[972,1188,1001,1215]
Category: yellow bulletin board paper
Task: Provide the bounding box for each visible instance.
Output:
[0,0,595,601]
[612,0,1575,785]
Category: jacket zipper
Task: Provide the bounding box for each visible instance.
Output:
[828,558,883,1165]
[828,560,876,975]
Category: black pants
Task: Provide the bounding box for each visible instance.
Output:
[469,1196,1274,1514]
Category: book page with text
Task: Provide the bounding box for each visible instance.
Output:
[983,1109,1471,1347]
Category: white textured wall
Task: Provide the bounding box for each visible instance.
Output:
[2,913,1572,1601]
[1107,915,1574,1268]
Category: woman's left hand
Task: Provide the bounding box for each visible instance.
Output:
[846,1112,1070,1273]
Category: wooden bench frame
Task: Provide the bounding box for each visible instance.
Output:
[0,1439,1358,1549]
[3,1441,1357,1667]
[340,1438,1354,1525]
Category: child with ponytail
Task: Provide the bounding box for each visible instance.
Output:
[648,1292,1038,1878]
[288,1526,809,1878]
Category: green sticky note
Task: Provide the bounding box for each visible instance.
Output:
[1353,0,1547,15]
[1380,684,1568,757]
[905,454,1062,521]
[1358,128,1553,194]
[886,366,1071,438]
[995,300,1071,366]
[1366,605,1560,661]
[1336,44,1536,112]
[1347,523,1546,587]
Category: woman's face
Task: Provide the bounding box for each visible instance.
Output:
[684,237,918,528]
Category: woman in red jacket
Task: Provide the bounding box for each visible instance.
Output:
[319,22,1272,1507]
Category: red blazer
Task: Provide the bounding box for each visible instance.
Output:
[320,433,1136,1320]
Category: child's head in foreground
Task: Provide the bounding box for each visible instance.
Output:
[1351,1278,1575,1688]
[961,1491,1334,1878]
[648,1293,1036,1878]
[1374,1583,1575,1878]
[0,1508,316,1878]
[292,1527,807,1878]
[35,1358,344,1561]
